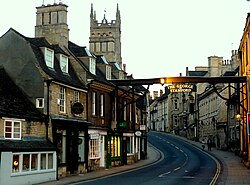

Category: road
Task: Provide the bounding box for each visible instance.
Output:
[74,131,219,185]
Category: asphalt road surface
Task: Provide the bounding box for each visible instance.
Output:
[75,131,219,185]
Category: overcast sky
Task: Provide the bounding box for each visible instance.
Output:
[0,0,250,92]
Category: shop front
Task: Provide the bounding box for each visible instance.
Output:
[51,116,90,177]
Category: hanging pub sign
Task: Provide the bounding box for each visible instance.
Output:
[168,84,195,93]
[71,102,84,114]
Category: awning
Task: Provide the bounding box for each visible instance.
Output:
[51,115,92,129]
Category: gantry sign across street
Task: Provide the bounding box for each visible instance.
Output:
[109,76,246,86]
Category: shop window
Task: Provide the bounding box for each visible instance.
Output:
[111,136,121,157]
[78,132,85,162]
[48,153,53,169]
[40,153,46,170]
[89,139,100,159]
[127,136,133,154]
[31,154,38,171]
[12,152,55,174]
[12,154,20,173]
[22,154,30,171]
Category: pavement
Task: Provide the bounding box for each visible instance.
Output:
[38,133,250,185]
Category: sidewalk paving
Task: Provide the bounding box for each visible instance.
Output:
[38,133,250,185]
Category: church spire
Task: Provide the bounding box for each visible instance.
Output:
[116,3,120,20]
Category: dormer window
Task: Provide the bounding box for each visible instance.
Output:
[60,54,68,73]
[106,65,112,80]
[44,48,54,68]
[89,58,96,75]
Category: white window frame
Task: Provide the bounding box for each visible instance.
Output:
[4,119,22,140]
[92,92,96,115]
[89,58,96,75]
[106,65,112,80]
[36,98,44,108]
[127,136,134,155]
[89,139,100,159]
[74,91,80,103]
[12,152,56,175]
[100,94,104,117]
[60,54,69,73]
[44,48,54,68]
[59,87,66,113]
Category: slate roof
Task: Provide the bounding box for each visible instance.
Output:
[188,70,208,76]
[0,68,45,121]
[68,41,115,87]
[68,41,92,57]
[8,29,86,90]
[223,71,237,76]
[0,139,56,152]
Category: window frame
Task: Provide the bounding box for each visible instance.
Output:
[4,119,22,140]
[12,152,56,174]
[89,58,96,75]
[100,94,104,117]
[59,87,66,113]
[92,92,96,116]
[106,65,112,80]
[74,91,80,103]
[89,139,100,159]
[44,48,54,69]
[60,54,69,73]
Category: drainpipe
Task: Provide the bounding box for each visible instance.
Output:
[45,80,52,140]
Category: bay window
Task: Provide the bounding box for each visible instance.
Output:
[12,152,56,174]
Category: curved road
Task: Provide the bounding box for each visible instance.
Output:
[75,131,220,185]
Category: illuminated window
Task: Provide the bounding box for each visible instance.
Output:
[12,155,20,173]
[12,152,55,174]
[111,136,120,157]
[4,119,21,139]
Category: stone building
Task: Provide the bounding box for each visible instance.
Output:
[0,68,56,185]
[0,3,148,184]
[187,51,240,149]
[89,4,122,69]
[148,87,170,132]
[239,12,250,166]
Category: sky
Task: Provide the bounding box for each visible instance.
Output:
[0,0,250,93]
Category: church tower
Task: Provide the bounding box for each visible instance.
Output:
[89,4,122,69]
[35,2,69,48]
